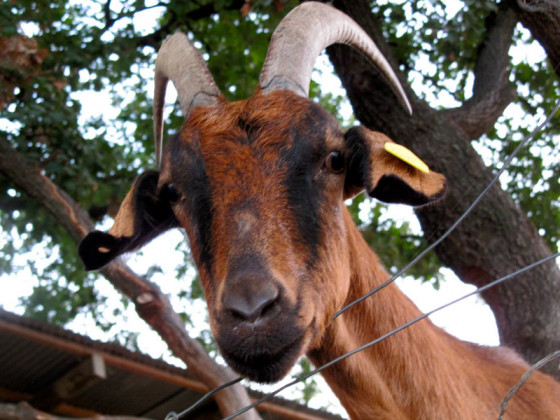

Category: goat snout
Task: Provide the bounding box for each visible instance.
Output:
[216,259,306,383]
[222,270,281,324]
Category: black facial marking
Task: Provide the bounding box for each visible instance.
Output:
[343,127,367,191]
[279,105,332,267]
[168,133,215,272]
[160,183,180,203]
[220,332,305,383]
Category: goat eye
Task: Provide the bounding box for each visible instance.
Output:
[326,151,345,174]
[161,184,180,203]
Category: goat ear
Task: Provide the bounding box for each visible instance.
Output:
[344,126,446,206]
[79,170,179,270]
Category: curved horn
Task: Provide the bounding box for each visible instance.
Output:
[259,2,412,114]
[153,33,220,167]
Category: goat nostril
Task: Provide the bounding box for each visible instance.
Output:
[227,308,248,322]
[223,280,280,323]
[260,299,277,318]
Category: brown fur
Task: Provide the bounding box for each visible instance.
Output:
[309,210,560,419]
[94,90,560,418]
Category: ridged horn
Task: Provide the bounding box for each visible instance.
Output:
[153,33,220,167]
[259,2,412,114]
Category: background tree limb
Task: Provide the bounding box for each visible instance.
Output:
[443,3,517,139]
[512,0,560,77]
[327,0,560,379]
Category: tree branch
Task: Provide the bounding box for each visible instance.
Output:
[326,0,414,130]
[327,0,560,379]
[136,0,247,49]
[512,0,560,77]
[442,3,517,140]
[103,0,115,30]
[0,135,258,419]
[0,137,93,242]
[102,0,170,32]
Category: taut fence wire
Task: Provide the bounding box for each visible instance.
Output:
[495,350,560,419]
[222,252,560,420]
[166,98,560,420]
[332,97,560,319]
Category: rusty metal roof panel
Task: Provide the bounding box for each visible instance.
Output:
[67,366,183,415]
[0,309,343,420]
[141,388,220,420]
[0,329,82,394]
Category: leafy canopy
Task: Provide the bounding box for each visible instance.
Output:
[1,0,558,403]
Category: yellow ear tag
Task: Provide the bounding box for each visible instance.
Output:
[384,142,430,174]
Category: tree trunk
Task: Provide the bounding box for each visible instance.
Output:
[327,0,560,379]
[0,135,259,419]
[511,0,560,78]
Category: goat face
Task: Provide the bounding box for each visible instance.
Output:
[79,3,446,383]
[161,92,356,382]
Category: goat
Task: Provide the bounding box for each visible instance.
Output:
[79,2,560,418]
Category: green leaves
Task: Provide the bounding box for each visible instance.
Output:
[348,195,444,287]
[370,0,560,254]
[2,4,560,412]
[482,34,560,250]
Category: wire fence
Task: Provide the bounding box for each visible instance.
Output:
[166,98,560,420]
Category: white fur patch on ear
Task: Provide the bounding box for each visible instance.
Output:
[384,142,430,174]
[109,187,136,238]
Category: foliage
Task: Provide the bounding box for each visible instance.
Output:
[349,195,445,287]
[1,0,559,409]
[493,56,560,250]
[370,0,560,250]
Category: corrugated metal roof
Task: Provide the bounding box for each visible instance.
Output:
[0,330,82,394]
[0,309,343,420]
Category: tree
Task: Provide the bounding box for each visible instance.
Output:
[325,0,560,378]
[0,0,559,418]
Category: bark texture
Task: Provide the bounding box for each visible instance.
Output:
[512,0,560,77]
[328,0,560,379]
[0,135,259,419]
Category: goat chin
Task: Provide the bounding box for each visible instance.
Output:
[213,297,312,383]
[219,332,307,383]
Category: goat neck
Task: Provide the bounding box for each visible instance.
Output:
[308,209,560,419]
